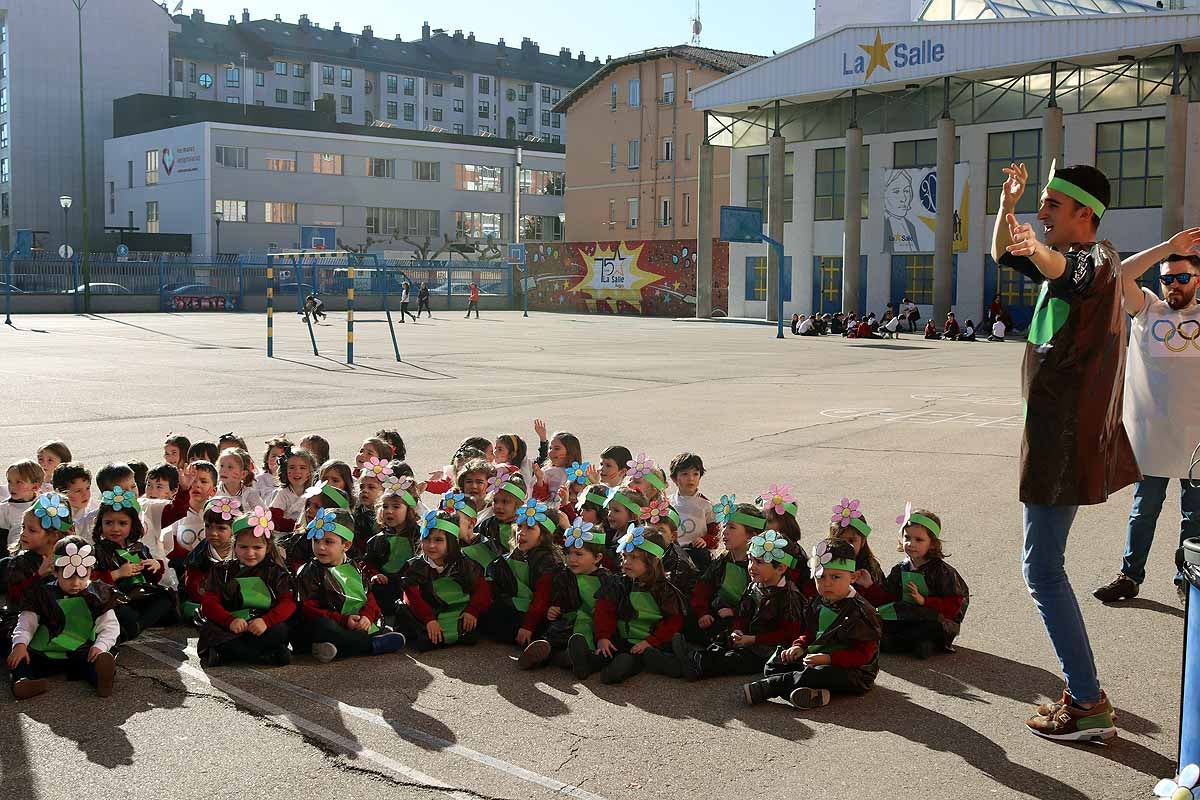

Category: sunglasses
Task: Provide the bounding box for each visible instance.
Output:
[1161,273,1196,286]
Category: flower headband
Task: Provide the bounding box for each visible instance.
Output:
[896,502,942,539]
[749,531,795,567]
[361,456,394,484]
[626,454,666,491]
[420,510,461,540]
[302,480,350,510]
[831,498,871,537]
[205,496,242,521]
[516,497,555,533]
[615,524,665,559]
[639,496,673,526]
[233,505,275,538]
[382,476,418,508]
[55,541,96,579]
[712,494,767,530]
[487,467,528,502]
[33,493,72,531]
[605,490,644,517]
[758,484,797,517]
[101,486,141,514]
[305,508,355,542]
[566,461,590,486]
[577,485,611,511]
[808,539,858,577]
[564,518,605,549]
[440,491,478,519]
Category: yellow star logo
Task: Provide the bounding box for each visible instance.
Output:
[859,30,895,81]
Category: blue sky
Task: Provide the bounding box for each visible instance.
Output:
[181,1,815,60]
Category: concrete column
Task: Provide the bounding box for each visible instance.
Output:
[513,146,522,246]
[842,125,863,316]
[696,138,715,318]
[933,116,956,322]
[1163,92,1188,240]
[1042,105,1063,169]
[767,133,785,321]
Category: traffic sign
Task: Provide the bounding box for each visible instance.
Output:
[58,245,74,259]
[507,243,526,265]
[116,244,130,257]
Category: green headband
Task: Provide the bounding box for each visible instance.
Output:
[731,511,767,531]
[636,539,665,559]
[423,517,462,540]
[580,488,609,508]
[644,472,667,491]
[847,517,872,538]
[500,482,527,502]
[323,484,350,509]
[231,516,253,534]
[823,558,858,573]
[606,492,643,516]
[1046,160,1105,219]
[385,487,418,508]
[318,523,357,542]
[666,506,681,529]
[907,512,942,539]
[522,515,556,534]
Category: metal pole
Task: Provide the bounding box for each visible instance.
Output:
[74,0,91,314]
[764,235,785,339]
[215,219,221,258]
[522,264,528,317]
[383,263,401,361]
[346,255,355,364]
[4,250,12,325]
[63,206,69,253]
[242,52,248,116]
[266,262,274,357]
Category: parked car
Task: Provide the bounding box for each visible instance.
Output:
[162,283,237,312]
[62,283,130,295]
[0,282,24,294]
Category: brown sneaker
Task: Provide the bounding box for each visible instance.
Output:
[517,639,551,670]
[1036,689,1118,722]
[1026,695,1117,742]
[93,651,116,697]
[12,678,49,700]
[1092,574,1139,603]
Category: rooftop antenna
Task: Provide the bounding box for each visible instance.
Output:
[691,0,702,44]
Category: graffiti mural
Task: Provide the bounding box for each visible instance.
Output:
[524,239,728,316]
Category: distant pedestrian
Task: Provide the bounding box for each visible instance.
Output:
[465,282,480,319]
[398,282,416,323]
[417,282,431,318]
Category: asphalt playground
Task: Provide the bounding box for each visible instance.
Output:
[0,307,1188,800]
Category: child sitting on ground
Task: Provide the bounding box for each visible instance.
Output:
[36,442,71,492]
[180,498,240,623]
[686,497,763,645]
[641,498,698,599]
[667,453,719,570]
[830,498,885,588]
[3,494,72,610]
[2,460,43,550]
[484,497,564,647]
[270,447,318,531]
[743,537,882,709]
[90,488,174,641]
[362,479,421,619]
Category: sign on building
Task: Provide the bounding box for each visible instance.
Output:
[880,163,969,254]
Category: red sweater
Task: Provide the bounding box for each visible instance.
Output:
[593,598,684,650]
[300,590,382,628]
[859,582,965,623]
[402,576,492,624]
[521,573,555,632]
[730,612,802,647]
[200,590,296,630]
[791,631,877,669]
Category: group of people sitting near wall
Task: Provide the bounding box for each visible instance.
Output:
[790,294,1018,343]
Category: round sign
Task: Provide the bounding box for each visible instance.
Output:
[116,244,130,257]
[279,269,293,281]
[58,244,73,259]
[199,73,213,88]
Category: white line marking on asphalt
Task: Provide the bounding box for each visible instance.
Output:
[126,641,472,799]
[133,636,608,800]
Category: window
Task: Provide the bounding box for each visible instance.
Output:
[661,72,675,103]
[521,215,564,241]
[214,199,247,222]
[745,151,796,223]
[255,100,265,107]
[987,130,1042,214]
[518,84,529,101]
[385,74,398,94]
[215,145,248,169]
[811,145,869,221]
[293,91,309,105]
[128,160,133,188]
[1,123,8,149]
[274,62,287,76]
[478,100,490,119]
[338,95,353,115]
[628,139,640,169]
[479,76,490,94]
[367,158,395,178]
[552,88,561,102]
[685,133,693,160]
[455,211,503,240]
[264,201,296,224]
[520,169,564,195]
[275,88,288,103]
[255,71,265,87]
[628,79,640,108]
[1096,117,1165,209]
[366,208,440,237]
[293,63,306,78]
[896,254,934,304]
[174,58,184,82]
[609,199,616,224]
[453,124,464,134]
[386,101,398,119]
[536,86,548,104]
[660,197,672,226]
[403,103,415,121]
[225,66,240,87]
[610,82,618,110]
[453,98,464,112]
[5,192,12,218]
[662,137,673,162]
[893,138,938,169]
[226,96,241,104]
[264,153,296,172]
[0,88,8,113]
[340,67,353,87]
[432,108,443,122]
[412,161,440,181]
[146,201,159,233]
[683,192,691,225]
[551,113,561,129]
[610,143,617,172]
[550,134,560,144]
[453,75,464,88]
[313,153,343,175]
[322,65,335,85]
[686,69,694,101]
[145,149,159,185]
[541,110,551,127]
[188,62,197,83]
[432,82,443,97]
[403,77,415,96]
[456,163,503,192]
[0,158,8,183]
[745,256,793,302]
[627,198,639,228]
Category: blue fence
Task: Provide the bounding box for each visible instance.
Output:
[0,254,515,312]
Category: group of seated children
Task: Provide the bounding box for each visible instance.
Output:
[1,430,968,710]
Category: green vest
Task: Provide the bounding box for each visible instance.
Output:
[877,570,931,621]
[718,561,749,607]
[807,604,849,654]
[566,574,602,649]
[508,558,533,613]
[229,576,273,620]
[29,596,96,659]
[462,541,498,570]
[181,600,201,621]
[431,576,470,644]
[382,536,413,574]
[617,590,662,644]
[329,563,379,634]
[116,548,146,586]
[496,523,514,550]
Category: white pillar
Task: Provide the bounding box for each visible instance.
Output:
[842,125,863,316]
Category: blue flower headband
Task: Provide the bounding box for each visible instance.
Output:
[440,491,478,519]
[748,531,796,567]
[615,524,665,559]
[33,493,72,531]
[563,518,605,549]
[516,497,555,533]
[305,508,355,542]
[420,509,462,540]
[713,494,766,530]
[566,461,590,486]
[101,487,141,514]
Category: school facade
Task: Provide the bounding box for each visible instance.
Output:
[691,5,1200,327]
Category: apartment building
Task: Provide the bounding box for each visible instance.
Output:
[553,46,762,242]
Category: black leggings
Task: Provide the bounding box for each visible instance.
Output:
[10,646,103,687]
[693,643,768,678]
[212,624,291,665]
[393,603,478,652]
[116,593,176,642]
[881,619,946,652]
[417,298,431,317]
[756,647,871,699]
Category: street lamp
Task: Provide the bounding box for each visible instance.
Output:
[69,0,91,312]
[59,195,73,256]
[212,209,223,258]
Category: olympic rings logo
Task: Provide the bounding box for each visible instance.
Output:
[1151,318,1200,352]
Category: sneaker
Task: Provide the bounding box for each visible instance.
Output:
[313,642,339,663]
[601,653,637,685]
[1035,690,1118,723]
[641,646,682,678]
[1026,696,1118,742]
[1092,574,1139,603]
[567,634,593,679]
[12,678,48,700]
[517,639,552,670]
[370,631,407,656]
[742,679,769,706]
[670,633,701,681]
[200,649,222,669]
[789,687,831,709]
[93,651,116,697]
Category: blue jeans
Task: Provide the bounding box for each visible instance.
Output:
[1022,504,1101,704]
[1121,476,1200,585]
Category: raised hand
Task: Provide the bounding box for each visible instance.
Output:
[1006,214,1042,258]
[1168,227,1200,256]
[1000,162,1028,211]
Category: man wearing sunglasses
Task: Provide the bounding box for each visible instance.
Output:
[1095,231,1200,607]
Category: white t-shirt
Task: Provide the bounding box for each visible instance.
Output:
[884,316,900,332]
[669,491,715,547]
[798,317,814,334]
[254,471,279,505]
[0,499,33,550]
[963,324,974,337]
[992,320,1006,337]
[1123,286,1200,478]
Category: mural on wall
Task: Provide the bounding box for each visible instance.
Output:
[881,163,970,253]
[525,239,729,316]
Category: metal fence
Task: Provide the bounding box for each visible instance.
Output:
[0,254,515,312]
